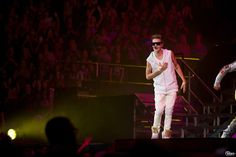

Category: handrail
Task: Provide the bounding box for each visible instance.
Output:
[189,88,206,107]
[68,59,222,105]
[85,79,152,86]
[179,59,222,103]
[180,96,198,114]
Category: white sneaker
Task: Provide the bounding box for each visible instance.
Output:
[162,130,172,139]
[151,133,159,139]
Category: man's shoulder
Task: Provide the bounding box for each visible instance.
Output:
[163,48,172,53]
[162,49,173,57]
[146,51,154,59]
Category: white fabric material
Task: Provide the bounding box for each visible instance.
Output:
[152,92,177,132]
[146,49,178,94]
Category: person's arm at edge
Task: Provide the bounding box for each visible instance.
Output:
[213,61,236,91]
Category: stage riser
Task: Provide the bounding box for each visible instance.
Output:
[55,91,135,143]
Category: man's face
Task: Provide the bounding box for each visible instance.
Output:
[152,38,163,52]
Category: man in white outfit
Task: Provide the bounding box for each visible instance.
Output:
[146,34,187,139]
[213,60,236,138]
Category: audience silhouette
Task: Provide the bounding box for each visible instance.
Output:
[44,116,92,157]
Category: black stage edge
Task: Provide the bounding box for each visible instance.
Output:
[114,138,236,157]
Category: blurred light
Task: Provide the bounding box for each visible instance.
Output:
[7,129,16,140]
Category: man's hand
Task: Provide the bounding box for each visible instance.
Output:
[157,62,168,72]
[181,81,187,93]
[213,83,221,91]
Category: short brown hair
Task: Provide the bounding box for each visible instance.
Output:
[151,34,162,41]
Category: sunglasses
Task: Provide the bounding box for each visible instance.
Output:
[152,42,162,46]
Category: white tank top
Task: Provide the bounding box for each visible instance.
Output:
[146,49,178,94]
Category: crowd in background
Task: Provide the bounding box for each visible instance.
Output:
[0,0,215,113]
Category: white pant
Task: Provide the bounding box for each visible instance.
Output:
[152,92,177,131]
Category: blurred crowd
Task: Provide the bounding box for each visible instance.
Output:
[0,0,213,114]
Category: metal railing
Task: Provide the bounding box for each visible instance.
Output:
[178,58,222,114]
[61,57,221,113]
